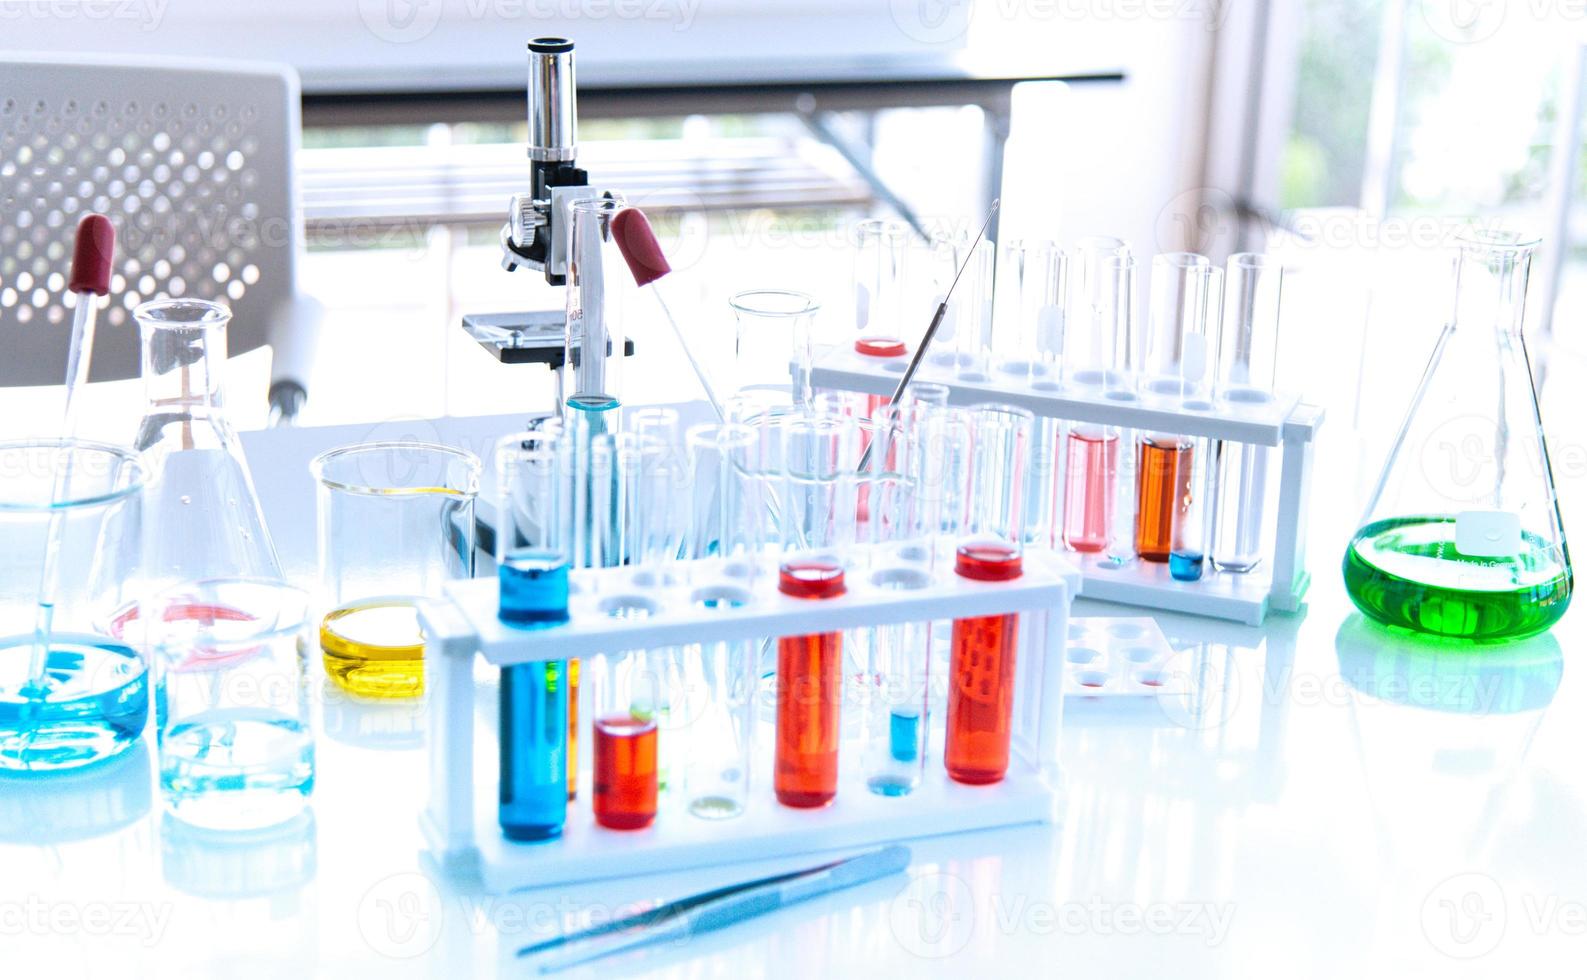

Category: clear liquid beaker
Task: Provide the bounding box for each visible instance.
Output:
[1345,230,1572,641]
[132,299,281,594]
[311,442,480,698]
[0,440,147,773]
[730,289,821,408]
[149,579,314,831]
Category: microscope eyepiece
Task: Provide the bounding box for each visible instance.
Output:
[527,38,577,163]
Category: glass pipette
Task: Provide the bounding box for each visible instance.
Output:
[27,215,116,686]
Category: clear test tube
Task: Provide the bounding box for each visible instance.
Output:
[1137,254,1218,563]
[680,423,761,819]
[930,232,994,367]
[1061,250,1134,553]
[1169,437,1217,581]
[1001,239,1066,550]
[494,435,572,841]
[946,404,1032,786]
[779,413,860,554]
[854,218,910,349]
[1212,254,1284,572]
[857,404,931,796]
[564,197,628,408]
[774,557,847,808]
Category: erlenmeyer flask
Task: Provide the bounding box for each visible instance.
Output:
[1344,230,1571,641]
[132,299,281,593]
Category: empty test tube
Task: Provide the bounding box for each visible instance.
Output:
[1212,254,1284,572]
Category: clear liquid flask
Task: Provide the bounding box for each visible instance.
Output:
[1344,231,1571,641]
[131,300,281,594]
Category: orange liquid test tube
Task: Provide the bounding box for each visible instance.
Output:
[945,542,1022,784]
[774,560,847,808]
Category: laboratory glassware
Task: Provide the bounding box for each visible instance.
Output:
[680,423,761,818]
[590,652,660,830]
[930,231,994,366]
[780,413,860,554]
[0,440,147,773]
[132,299,281,592]
[854,218,911,349]
[150,579,314,831]
[946,404,1032,785]
[1003,240,1067,548]
[1170,438,1216,581]
[730,289,821,407]
[857,405,931,797]
[774,557,847,808]
[311,442,480,699]
[1345,230,1572,641]
[1062,250,1135,552]
[1136,254,1219,562]
[1212,253,1284,571]
[496,436,573,840]
[565,197,629,410]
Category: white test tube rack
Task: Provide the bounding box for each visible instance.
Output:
[809,344,1325,625]
[418,543,1077,893]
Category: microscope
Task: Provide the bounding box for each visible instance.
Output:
[462,37,631,408]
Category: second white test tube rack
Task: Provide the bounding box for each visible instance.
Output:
[810,344,1325,625]
[419,542,1078,893]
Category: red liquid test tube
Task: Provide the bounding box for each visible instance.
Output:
[946,542,1023,784]
[774,559,847,808]
[592,713,658,830]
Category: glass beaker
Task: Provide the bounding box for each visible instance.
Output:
[311,443,480,698]
[730,289,821,407]
[0,440,148,773]
[1345,230,1572,641]
[149,579,314,831]
[132,299,281,593]
[565,197,629,408]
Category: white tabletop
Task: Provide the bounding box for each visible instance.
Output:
[4,383,1584,979]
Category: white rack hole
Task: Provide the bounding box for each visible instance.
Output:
[1031,379,1062,393]
[692,584,751,609]
[1075,669,1109,689]
[882,361,907,373]
[1134,668,1165,688]
[1123,645,1159,664]
[1066,646,1099,665]
[599,595,658,620]
[871,566,930,591]
[1107,622,1146,639]
[1225,387,1274,406]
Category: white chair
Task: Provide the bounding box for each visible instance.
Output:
[0,53,320,422]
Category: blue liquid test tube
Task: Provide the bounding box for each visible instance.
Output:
[495,432,575,841]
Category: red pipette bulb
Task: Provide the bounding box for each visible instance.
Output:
[68,214,115,296]
[610,206,672,287]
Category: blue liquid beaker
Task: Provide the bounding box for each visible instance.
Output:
[0,440,148,774]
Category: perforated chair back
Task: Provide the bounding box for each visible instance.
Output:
[0,54,300,385]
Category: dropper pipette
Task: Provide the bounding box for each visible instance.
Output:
[26,214,116,686]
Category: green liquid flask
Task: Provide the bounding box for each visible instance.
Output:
[1344,230,1571,641]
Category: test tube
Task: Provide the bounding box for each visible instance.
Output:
[1212,254,1284,572]
[565,198,628,410]
[1137,254,1218,563]
[931,231,994,367]
[780,413,860,554]
[945,404,1032,786]
[1061,250,1134,553]
[590,652,660,830]
[680,423,761,819]
[1001,239,1066,549]
[774,557,847,808]
[854,405,931,796]
[1169,437,1216,581]
[854,218,910,349]
[495,435,572,841]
